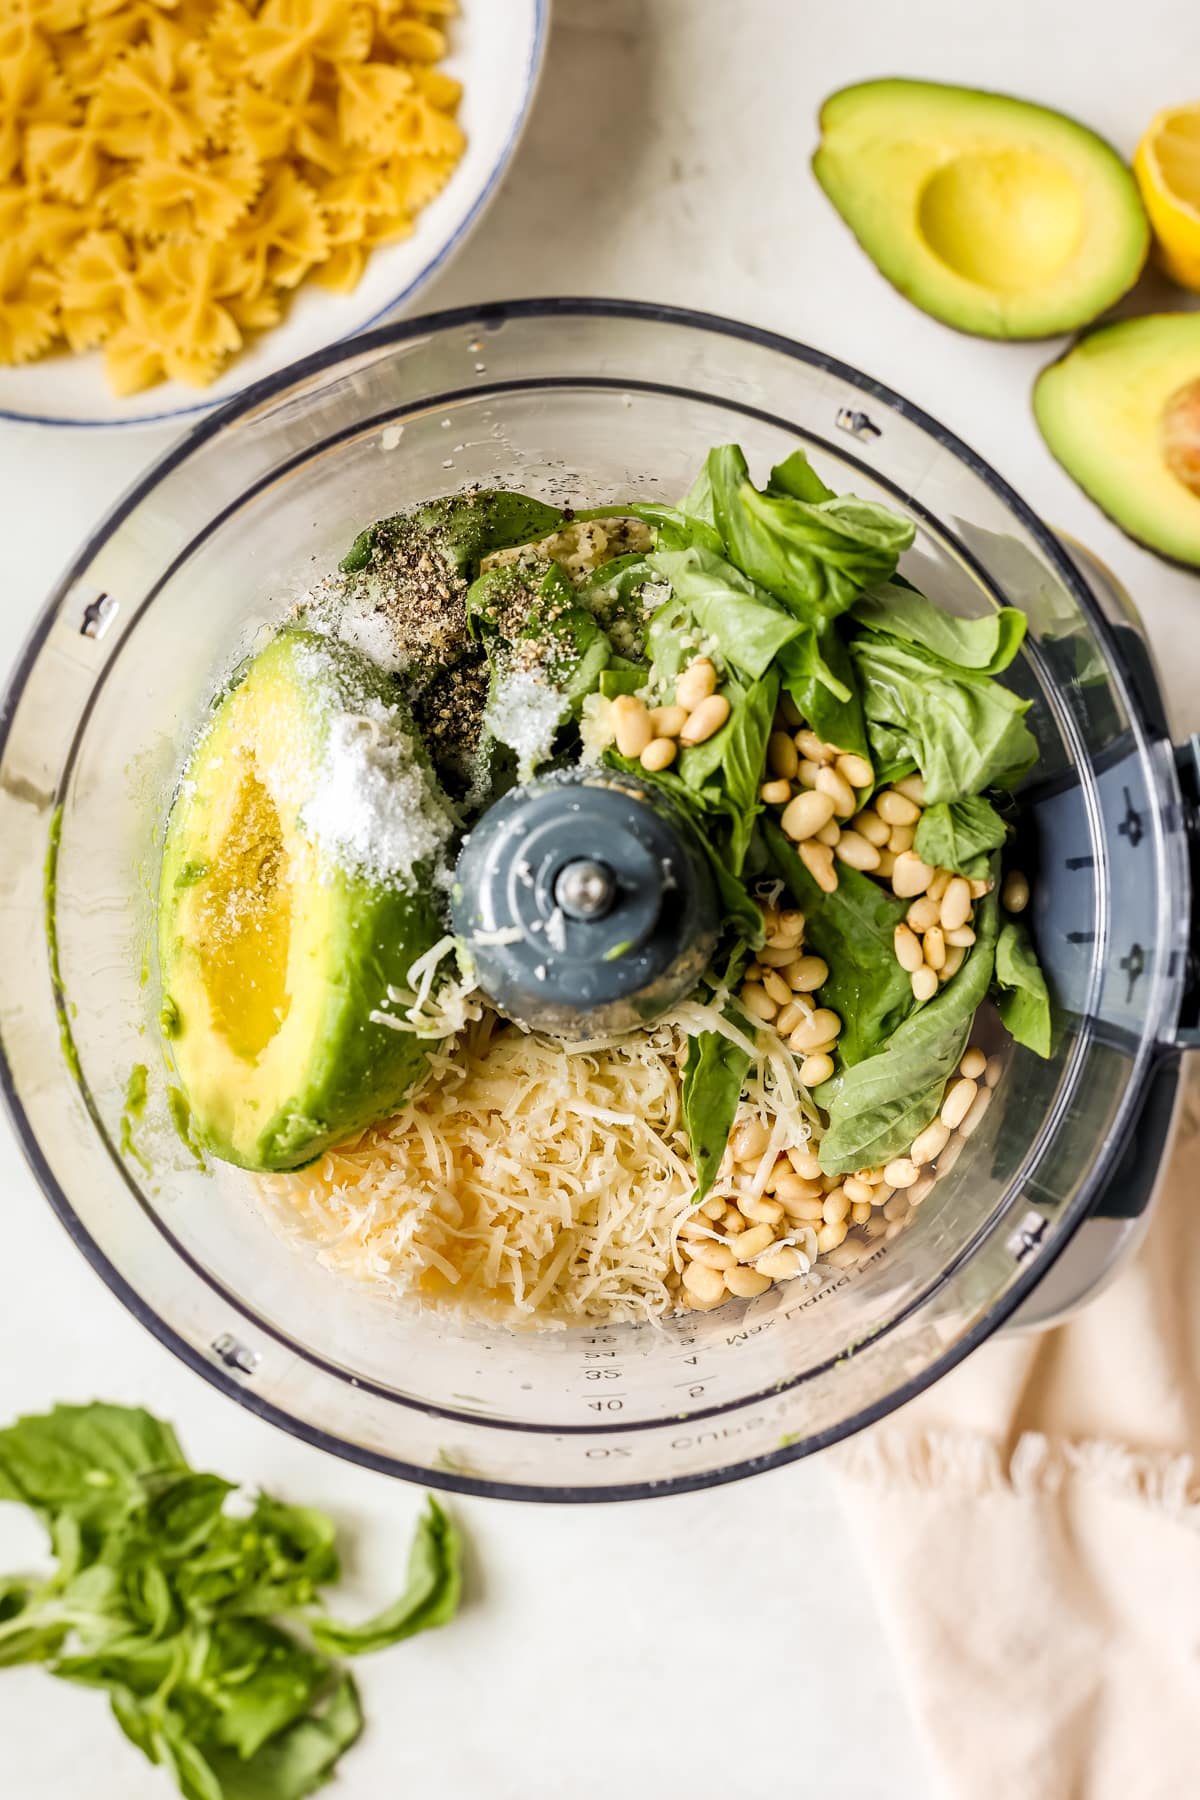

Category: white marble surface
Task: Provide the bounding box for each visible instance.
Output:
[2,2,1198,1796]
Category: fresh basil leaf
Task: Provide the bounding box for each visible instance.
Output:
[851,629,1038,804]
[308,1498,461,1658]
[776,625,871,764]
[626,501,725,555]
[914,796,1009,873]
[682,1023,753,1202]
[765,822,916,1066]
[767,449,836,504]
[158,1722,225,1800]
[204,1674,363,1800]
[598,665,646,699]
[0,1403,184,1518]
[993,920,1052,1057]
[854,581,1027,674]
[706,444,915,626]
[340,493,563,579]
[816,885,1000,1174]
[678,671,778,871]
[648,546,801,679]
[142,1475,235,1560]
[202,1619,330,1759]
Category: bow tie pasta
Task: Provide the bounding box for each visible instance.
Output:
[0,0,465,394]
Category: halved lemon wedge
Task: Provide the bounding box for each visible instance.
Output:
[1134,102,1200,290]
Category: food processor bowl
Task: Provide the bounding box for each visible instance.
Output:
[2,301,1197,1501]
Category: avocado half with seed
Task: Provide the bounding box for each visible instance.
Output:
[1034,314,1200,569]
[158,628,447,1172]
[813,79,1149,339]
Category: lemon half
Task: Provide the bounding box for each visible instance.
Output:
[1135,102,1200,290]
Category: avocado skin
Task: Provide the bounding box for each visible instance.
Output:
[1034,314,1200,571]
[813,78,1149,341]
[158,630,447,1174]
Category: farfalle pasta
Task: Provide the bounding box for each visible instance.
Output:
[0,0,464,394]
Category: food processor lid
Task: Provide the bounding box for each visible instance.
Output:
[450,770,719,1036]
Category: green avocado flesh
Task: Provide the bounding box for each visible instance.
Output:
[813,79,1149,339]
[158,629,444,1172]
[1034,314,1200,568]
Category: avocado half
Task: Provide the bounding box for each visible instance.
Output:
[813,79,1149,339]
[158,629,446,1172]
[1034,314,1200,568]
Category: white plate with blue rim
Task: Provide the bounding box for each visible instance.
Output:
[0,0,549,430]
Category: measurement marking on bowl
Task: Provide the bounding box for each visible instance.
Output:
[1004,1210,1049,1262]
[79,592,118,640]
[211,1333,259,1377]
[836,407,882,443]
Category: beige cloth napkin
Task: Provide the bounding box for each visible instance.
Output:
[833,1066,1200,1800]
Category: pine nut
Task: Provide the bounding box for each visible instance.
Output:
[641,736,677,771]
[936,1135,964,1176]
[775,1000,805,1035]
[958,1084,993,1139]
[680,693,730,744]
[679,1216,708,1239]
[688,1239,737,1270]
[796,730,834,763]
[738,1194,785,1225]
[876,848,896,877]
[781,789,836,841]
[755,1247,803,1280]
[888,824,915,853]
[968,877,993,900]
[726,1265,772,1298]
[788,1008,841,1053]
[985,1054,1004,1088]
[744,962,764,980]
[675,657,717,710]
[799,840,838,893]
[682,1260,727,1304]
[883,1157,919,1188]
[893,924,923,972]
[836,830,881,871]
[837,752,873,789]
[892,852,935,897]
[910,1119,951,1165]
[892,773,926,804]
[940,877,972,932]
[768,730,799,779]
[787,1146,823,1180]
[733,1222,777,1262]
[760,945,800,966]
[959,1046,987,1080]
[815,819,843,848]
[906,895,941,932]
[940,1076,978,1130]
[774,1170,823,1207]
[785,1194,827,1222]
[816,765,856,817]
[759,970,789,1008]
[650,704,688,738]
[911,966,938,1002]
[872,1184,895,1205]
[700,1195,726,1220]
[779,692,804,729]
[785,954,829,991]
[927,869,952,901]
[1001,869,1030,913]
[876,789,920,827]
[779,909,805,936]
[760,777,791,804]
[730,1117,770,1162]
[853,809,891,847]
[816,1219,849,1253]
[795,757,822,787]
[851,1200,873,1224]
[884,1191,912,1222]
[612,694,653,758]
[740,983,777,1022]
[944,925,976,948]
[799,1053,835,1085]
[822,1188,850,1225]
[723,1206,746,1233]
[843,1176,874,1206]
[939,945,965,982]
[923,924,947,971]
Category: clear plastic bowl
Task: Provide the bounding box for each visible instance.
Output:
[0,301,1191,1499]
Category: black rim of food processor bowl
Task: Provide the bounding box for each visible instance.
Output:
[0,299,1177,1502]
